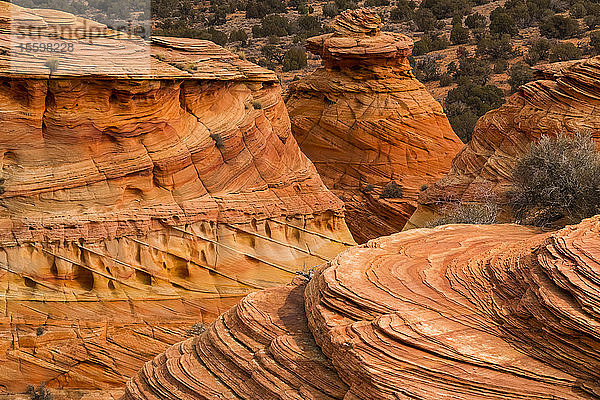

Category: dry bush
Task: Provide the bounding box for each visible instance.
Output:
[509,132,600,227]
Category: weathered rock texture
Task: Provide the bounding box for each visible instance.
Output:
[286,9,463,243]
[409,56,600,228]
[125,215,600,399]
[0,2,354,394]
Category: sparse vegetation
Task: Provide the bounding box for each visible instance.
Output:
[210,132,225,150]
[26,384,53,400]
[185,322,207,337]
[428,201,498,227]
[380,181,403,199]
[509,132,600,227]
[509,62,534,92]
[251,100,263,110]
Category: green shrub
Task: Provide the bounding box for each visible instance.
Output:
[414,7,438,32]
[439,73,453,86]
[489,7,518,35]
[494,59,508,73]
[420,0,473,19]
[322,2,339,18]
[549,42,582,62]
[540,14,580,39]
[415,55,441,82]
[282,47,307,71]
[390,0,415,21]
[380,182,403,199]
[252,14,293,37]
[450,23,470,44]
[508,61,534,92]
[465,12,486,29]
[476,34,513,59]
[454,48,491,85]
[590,31,600,55]
[509,132,600,227]
[524,38,552,65]
[229,29,248,45]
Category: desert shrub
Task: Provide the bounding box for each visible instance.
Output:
[439,73,453,86]
[365,0,390,6]
[380,182,403,199]
[540,14,580,39]
[454,48,491,85]
[414,7,437,32]
[444,83,504,142]
[420,0,473,19]
[476,34,514,59]
[508,61,534,92]
[465,12,486,29]
[390,0,415,21]
[298,15,321,33]
[252,14,294,37]
[584,3,600,29]
[361,183,375,193]
[509,132,600,227]
[524,38,552,65]
[570,1,587,18]
[451,23,470,44]
[322,2,339,18]
[229,29,248,45]
[210,132,226,149]
[334,0,357,11]
[251,100,263,110]
[415,55,441,82]
[420,184,429,191]
[428,201,498,226]
[590,31,600,55]
[282,47,307,71]
[489,7,518,35]
[245,0,286,18]
[413,34,449,56]
[26,385,52,400]
[549,42,583,61]
[185,322,206,337]
[494,58,508,73]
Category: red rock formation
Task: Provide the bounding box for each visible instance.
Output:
[0,2,354,395]
[125,215,600,399]
[410,56,600,228]
[286,9,463,243]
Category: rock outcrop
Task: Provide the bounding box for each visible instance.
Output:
[0,2,354,394]
[124,215,600,399]
[286,9,463,243]
[410,56,600,228]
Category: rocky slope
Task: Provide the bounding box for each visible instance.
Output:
[285,9,464,243]
[124,214,600,399]
[408,56,600,228]
[0,2,354,394]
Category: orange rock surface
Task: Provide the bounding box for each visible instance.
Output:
[125,216,600,399]
[412,57,600,227]
[286,9,463,243]
[0,2,354,395]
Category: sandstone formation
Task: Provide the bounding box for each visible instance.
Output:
[409,56,600,228]
[286,9,464,243]
[125,215,600,399]
[0,2,354,394]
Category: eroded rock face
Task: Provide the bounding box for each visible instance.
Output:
[0,2,354,394]
[410,57,600,227]
[124,215,600,399]
[286,9,463,243]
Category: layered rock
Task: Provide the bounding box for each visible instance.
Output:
[124,214,600,399]
[0,2,354,394]
[410,56,600,227]
[286,9,463,243]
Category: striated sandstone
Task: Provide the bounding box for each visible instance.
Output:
[410,56,600,227]
[0,2,354,394]
[125,215,600,399]
[286,9,463,243]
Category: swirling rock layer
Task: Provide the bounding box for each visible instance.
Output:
[125,215,600,399]
[0,2,354,394]
[412,56,600,227]
[286,9,463,243]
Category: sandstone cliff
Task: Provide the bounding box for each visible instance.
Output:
[0,2,354,394]
[286,9,464,243]
[409,56,600,228]
[124,215,600,399]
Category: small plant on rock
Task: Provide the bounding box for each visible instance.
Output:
[26,384,53,400]
[380,182,403,199]
[210,133,225,150]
